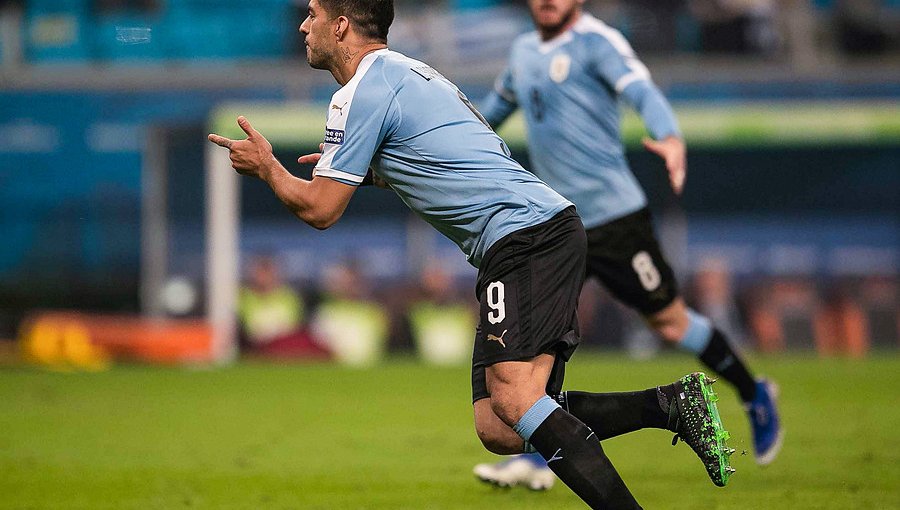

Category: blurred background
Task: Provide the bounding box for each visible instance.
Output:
[1,0,898,369]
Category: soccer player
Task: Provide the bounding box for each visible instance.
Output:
[209,0,733,506]
[472,0,782,490]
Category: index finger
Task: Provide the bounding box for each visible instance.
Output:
[208,133,234,149]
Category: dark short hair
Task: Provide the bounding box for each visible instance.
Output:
[319,0,394,42]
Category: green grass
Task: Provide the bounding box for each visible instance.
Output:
[1,353,898,509]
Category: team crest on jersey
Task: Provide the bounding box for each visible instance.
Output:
[324,128,344,145]
[549,53,571,83]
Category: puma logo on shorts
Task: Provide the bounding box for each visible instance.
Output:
[486,329,508,348]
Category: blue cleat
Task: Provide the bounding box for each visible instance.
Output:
[746,379,783,465]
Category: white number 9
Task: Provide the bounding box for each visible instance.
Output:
[487,281,506,324]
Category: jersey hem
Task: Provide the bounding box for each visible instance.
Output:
[314,167,366,185]
[580,202,648,230]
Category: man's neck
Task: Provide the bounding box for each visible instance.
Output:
[331,43,388,85]
[538,10,582,41]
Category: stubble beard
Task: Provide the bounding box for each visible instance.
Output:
[535,6,577,37]
[306,45,332,70]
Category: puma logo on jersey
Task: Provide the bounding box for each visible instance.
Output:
[331,101,348,116]
[486,329,508,348]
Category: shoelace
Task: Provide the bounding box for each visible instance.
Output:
[666,397,682,446]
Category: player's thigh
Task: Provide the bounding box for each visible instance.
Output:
[472,352,568,404]
[485,353,556,394]
[485,354,557,425]
[585,208,679,315]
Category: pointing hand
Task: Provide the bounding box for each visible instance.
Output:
[208,116,276,179]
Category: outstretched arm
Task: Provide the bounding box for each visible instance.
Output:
[620,81,686,195]
[588,30,686,195]
[209,116,356,229]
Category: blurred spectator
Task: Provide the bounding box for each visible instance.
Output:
[312,260,389,366]
[858,276,899,349]
[689,0,780,54]
[746,278,821,352]
[691,256,748,346]
[747,276,894,357]
[406,262,476,365]
[238,255,329,359]
[744,283,781,353]
[813,282,869,357]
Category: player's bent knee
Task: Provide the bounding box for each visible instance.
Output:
[485,361,552,426]
[655,321,687,344]
[488,389,536,428]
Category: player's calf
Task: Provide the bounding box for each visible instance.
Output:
[474,398,526,455]
[517,396,642,508]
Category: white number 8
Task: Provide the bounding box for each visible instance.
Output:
[487,281,506,324]
[631,251,662,291]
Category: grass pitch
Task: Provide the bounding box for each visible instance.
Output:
[1,353,898,509]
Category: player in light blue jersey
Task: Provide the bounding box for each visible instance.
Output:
[209,0,735,506]
[473,0,781,491]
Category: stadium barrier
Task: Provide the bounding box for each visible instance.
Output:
[19,311,213,370]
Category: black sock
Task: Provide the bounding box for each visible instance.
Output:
[529,408,642,509]
[699,328,758,402]
[555,385,677,441]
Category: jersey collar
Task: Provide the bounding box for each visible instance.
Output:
[344,48,390,89]
[538,31,572,54]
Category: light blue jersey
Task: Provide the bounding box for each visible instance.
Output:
[314,49,572,267]
[480,13,681,229]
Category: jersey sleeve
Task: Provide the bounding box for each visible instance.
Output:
[585,30,651,95]
[586,32,680,140]
[479,66,518,130]
[620,80,681,140]
[314,82,397,186]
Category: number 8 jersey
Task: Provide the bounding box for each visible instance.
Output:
[479,14,682,230]
[314,49,572,268]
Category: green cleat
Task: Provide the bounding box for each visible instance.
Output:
[667,372,735,487]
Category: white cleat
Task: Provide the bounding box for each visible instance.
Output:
[473,455,555,491]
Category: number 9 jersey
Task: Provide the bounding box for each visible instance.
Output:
[313,49,572,268]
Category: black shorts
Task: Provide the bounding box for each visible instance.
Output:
[471,206,586,402]
[585,207,679,315]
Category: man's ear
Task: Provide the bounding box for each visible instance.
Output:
[334,16,350,40]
